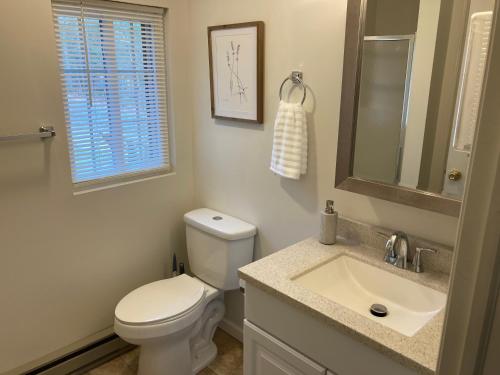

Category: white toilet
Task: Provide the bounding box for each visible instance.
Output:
[114,208,256,375]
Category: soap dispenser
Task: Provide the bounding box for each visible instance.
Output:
[320,200,337,245]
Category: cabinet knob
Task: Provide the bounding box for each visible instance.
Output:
[448,169,462,181]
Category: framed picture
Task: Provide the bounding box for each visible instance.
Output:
[208,21,264,124]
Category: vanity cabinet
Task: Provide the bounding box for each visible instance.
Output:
[243,283,419,375]
[244,320,328,375]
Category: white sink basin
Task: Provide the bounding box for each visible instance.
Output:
[292,255,446,336]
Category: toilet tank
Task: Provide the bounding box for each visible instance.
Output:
[184,208,256,290]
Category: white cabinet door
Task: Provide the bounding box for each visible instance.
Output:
[244,320,326,375]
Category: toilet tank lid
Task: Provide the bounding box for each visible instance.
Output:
[184,208,257,240]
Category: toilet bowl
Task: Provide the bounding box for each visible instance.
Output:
[115,275,224,375]
[114,208,256,375]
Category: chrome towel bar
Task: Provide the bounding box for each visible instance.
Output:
[0,126,56,142]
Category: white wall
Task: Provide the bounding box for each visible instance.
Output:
[189,0,458,328]
[0,0,194,372]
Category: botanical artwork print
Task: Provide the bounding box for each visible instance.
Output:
[226,41,247,103]
[211,26,257,120]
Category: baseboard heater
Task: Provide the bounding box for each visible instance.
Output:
[20,334,133,375]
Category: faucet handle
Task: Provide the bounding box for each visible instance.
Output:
[413,247,437,273]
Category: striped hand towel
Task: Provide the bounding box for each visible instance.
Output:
[270,101,308,179]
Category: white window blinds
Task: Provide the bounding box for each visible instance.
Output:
[52,0,169,184]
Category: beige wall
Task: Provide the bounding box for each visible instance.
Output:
[0,0,194,372]
[365,0,420,35]
[484,289,500,374]
[189,0,458,328]
[0,0,463,370]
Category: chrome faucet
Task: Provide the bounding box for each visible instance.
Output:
[383,231,437,272]
[384,231,410,269]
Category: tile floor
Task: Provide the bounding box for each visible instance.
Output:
[84,329,243,375]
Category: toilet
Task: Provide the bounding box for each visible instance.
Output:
[114,208,256,375]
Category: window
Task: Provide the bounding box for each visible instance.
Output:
[52,0,169,184]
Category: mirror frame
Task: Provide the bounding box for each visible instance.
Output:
[335,0,463,217]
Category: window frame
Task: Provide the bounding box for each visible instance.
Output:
[52,0,172,191]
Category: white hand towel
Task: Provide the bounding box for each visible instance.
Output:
[270,101,308,179]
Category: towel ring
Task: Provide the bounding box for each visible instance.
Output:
[279,71,306,105]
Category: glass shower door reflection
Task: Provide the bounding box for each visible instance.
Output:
[353,36,414,185]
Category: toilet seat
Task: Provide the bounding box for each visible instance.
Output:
[115,274,206,326]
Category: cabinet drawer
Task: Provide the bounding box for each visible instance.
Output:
[244,320,327,375]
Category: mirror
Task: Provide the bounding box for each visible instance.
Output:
[336,0,493,216]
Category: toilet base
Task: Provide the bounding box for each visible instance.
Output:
[191,342,217,374]
[138,329,193,375]
[191,299,225,373]
[132,298,225,375]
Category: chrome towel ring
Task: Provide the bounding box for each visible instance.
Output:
[279,71,306,105]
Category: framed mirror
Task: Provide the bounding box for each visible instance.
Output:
[336,0,492,216]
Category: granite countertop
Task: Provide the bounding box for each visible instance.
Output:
[238,237,450,374]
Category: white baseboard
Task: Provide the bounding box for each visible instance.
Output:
[6,333,131,375]
[218,318,243,342]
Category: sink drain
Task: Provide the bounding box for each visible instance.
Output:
[370,303,388,317]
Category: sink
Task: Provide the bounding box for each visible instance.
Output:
[292,255,446,336]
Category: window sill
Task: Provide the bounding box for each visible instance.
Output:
[73,168,174,196]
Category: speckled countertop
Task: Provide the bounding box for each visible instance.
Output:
[238,237,450,374]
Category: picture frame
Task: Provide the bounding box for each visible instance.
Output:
[208,21,264,124]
